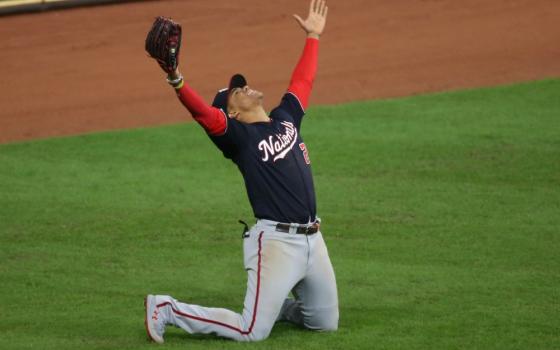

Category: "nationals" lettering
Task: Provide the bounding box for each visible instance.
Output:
[258,121,298,162]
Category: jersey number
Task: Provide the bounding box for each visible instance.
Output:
[299,143,311,165]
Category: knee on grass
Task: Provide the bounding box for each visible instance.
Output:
[305,307,339,332]
[242,324,273,342]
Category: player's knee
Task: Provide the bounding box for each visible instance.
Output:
[246,332,269,342]
[306,306,339,332]
[319,317,338,332]
[316,315,338,332]
[244,323,273,342]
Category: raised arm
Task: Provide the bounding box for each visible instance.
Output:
[167,70,227,136]
[287,38,318,110]
[145,17,226,136]
[288,0,328,109]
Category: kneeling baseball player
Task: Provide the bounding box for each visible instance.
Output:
[144,0,337,343]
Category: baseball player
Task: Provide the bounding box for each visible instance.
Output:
[144,0,337,343]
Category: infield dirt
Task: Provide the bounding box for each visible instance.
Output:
[0,0,559,143]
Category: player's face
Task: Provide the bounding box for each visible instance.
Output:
[227,85,264,121]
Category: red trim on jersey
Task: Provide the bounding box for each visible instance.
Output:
[287,38,319,110]
[157,231,264,335]
[175,83,227,136]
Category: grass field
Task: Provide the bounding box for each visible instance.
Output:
[1,79,559,349]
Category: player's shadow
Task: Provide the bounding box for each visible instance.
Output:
[155,321,309,344]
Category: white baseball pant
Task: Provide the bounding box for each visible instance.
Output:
[152,219,339,341]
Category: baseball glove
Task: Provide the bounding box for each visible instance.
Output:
[145,16,182,74]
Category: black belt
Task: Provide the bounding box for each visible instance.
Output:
[275,223,319,235]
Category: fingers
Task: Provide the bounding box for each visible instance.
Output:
[322,3,328,18]
[311,0,327,17]
[318,0,325,15]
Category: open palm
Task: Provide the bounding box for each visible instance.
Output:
[293,0,328,36]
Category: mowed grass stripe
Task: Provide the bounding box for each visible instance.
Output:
[0,79,559,349]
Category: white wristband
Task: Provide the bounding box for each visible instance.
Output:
[166,74,184,88]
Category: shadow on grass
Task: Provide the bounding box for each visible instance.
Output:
[158,322,308,344]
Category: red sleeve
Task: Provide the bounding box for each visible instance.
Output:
[175,82,227,136]
[287,38,319,110]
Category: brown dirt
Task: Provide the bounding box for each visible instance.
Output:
[0,0,559,144]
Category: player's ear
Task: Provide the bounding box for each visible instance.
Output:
[227,99,240,119]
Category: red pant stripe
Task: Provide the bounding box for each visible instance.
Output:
[157,231,264,335]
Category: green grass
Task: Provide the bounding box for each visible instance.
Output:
[1,79,559,349]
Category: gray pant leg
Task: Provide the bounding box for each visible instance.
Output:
[277,232,339,331]
[159,228,309,341]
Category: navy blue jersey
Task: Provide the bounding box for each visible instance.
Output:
[209,93,316,224]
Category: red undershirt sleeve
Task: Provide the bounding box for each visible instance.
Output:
[287,37,319,110]
[174,82,227,136]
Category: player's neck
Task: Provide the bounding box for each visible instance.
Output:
[244,106,270,124]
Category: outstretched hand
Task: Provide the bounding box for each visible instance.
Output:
[293,0,328,38]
